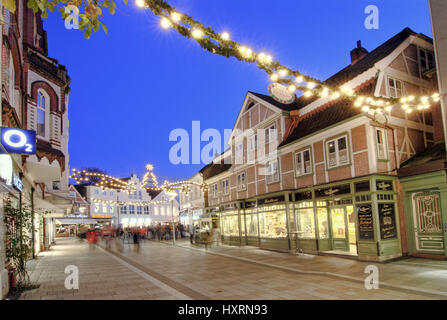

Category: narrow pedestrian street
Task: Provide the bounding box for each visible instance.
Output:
[19,238,447,300]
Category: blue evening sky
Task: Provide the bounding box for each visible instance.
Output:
[43,0,432,182]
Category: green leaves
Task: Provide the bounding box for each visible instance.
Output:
[4,0,16,12]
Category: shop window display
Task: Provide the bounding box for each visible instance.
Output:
[221,211,239,236]
[295,202,315,239]
[259,205,287,238]
[245,213,258,236]
[317,207,329,239]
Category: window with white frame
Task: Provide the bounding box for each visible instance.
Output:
[121,206,127,214]
[102,204,108,213]
[9,55,14,107]
[94,203,100,213]
[154,206,159,215]
[211,183,218,198]
[138,191,142,199]
[237,172,246,191]
[326,136,349,169]
[266,159,279,184]
[37,91,47,137]
[388,77,404,98]
[129,205,135,214]
[375,128,388,160]
[94,189,99,195]
[110,205,114,213]
[235,139,244,164]
[144,206,149,215]
[161,206,165,216]
[137,206,142,215]
[265,124,277,144]
[222,179,229,195]
[295,149,312,176]
[247,134,257,163]
[418,47,435,72]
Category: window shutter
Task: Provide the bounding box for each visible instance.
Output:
[50,114,61,143]
[27,104,37,131]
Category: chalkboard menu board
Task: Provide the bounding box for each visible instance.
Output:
[378,203,397,240]
[357,204,374,240]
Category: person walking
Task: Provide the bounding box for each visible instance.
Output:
[133,231,140,253]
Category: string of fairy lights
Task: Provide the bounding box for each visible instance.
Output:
[134,0,441,115]
[70,163,208,200]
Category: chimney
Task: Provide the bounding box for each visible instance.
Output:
[350,40,368,65]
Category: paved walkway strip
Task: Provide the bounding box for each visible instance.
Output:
[171,242,447,299]
[98,244,210,300]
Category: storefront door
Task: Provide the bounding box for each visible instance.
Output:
[411,191,445,254]
[329,205,357,254]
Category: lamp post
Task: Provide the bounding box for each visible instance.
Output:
[166,191,177,245]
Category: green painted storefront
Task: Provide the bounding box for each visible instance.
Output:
[400,170,447,258]
[208,174,403,261]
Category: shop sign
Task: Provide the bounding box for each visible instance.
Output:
[315,184,351,198]
[376,180,393,191]
[378,203,397,240]
[222,202,239,211]
[0,127,36,155]
[268,83,295,104]
[357,204,374,240]
[258,195,285,206]
[12,173,22,192]
[244,200,257,209]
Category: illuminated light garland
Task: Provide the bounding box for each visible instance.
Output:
[70,163,209,200]
[134,0,441,114]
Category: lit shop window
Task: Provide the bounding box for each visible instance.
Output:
[221,212,239,236]
[266,159,279,184]
[245,212,258,237]
[295,149,312,176]
[94,203,100,213]
[326,136,349,169]
[375,128,388,160]
[154,207,159,216]
[295,202,315,239]
[258,211,287,238]
[102,204,108,213]
[317,207,329,239]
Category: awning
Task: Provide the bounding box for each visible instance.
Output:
[56,218,98,225]
[34,197,65,216]
[26,155,61,182]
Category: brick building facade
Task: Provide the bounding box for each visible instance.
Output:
[199,28,446,261]
[0,0,70,298]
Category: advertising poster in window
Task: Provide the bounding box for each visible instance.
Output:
[356,204,374,240]
[378,203,397,240]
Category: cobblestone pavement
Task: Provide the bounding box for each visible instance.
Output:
[171,239,447,298]
[19,238,183,300]
[19,237,446,300]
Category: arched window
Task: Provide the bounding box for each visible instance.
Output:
[37,90,48,138]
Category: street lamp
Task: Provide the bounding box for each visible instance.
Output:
[166,190,177,245]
